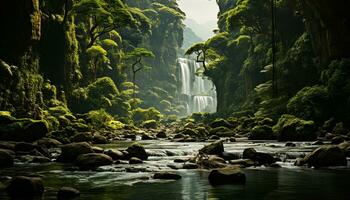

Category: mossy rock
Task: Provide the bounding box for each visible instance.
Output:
[141,120,158,129]
[0,111,16,125]
[72,123,90,132]
[248,125,275,140]
[179,128,198,136]
[0,119,49,142]
[273,115,317,141]
[132,107,162,123]
[107,120,125,130]
[209,126,231,136]
[210,118,234,129]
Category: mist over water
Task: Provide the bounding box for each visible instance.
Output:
[178,58,217,115]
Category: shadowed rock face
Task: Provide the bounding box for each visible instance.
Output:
[291,0,350,64]
[0,0,41,63]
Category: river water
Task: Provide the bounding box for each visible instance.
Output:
[1,140,349,200]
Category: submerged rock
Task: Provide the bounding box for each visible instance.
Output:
[59,142,94,162]
[208,168,246,185]
[76,153,113,169]
[57,187,80,200]
[153,172,181,180]
[6,176,44,199]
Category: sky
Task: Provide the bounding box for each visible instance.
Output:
[177,0,219,24]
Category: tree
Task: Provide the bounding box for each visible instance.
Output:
[125,48,155,98]
[185,42,209,71]
[72,0,149,48]
[86,45,110,81]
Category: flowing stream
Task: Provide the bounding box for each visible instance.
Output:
[178,58,217,115]
[1,140,349,200]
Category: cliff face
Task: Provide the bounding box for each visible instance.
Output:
[294,0,350,65]
[0,0,41,63]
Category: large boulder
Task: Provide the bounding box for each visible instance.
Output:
[208,168,246,185]
[0,149,14,167]
[199,141,224,156]
[0,119,49,142]
[141,120,158,129]
[126,143,148,160]
[301,146,347,168]
[59,142,94,162]
[273,115,317,141]
[6,176,44,199]
[248,125,275,140]
[76,153,113,169]
[70,132,93,143]
[242,148,275,165]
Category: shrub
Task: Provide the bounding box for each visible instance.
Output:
[273,115,317,141]
[287,86,330,121]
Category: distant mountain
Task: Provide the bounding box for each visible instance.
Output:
[182,27,203,50]
[184,18,217,40]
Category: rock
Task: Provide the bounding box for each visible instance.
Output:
[269,163,282,168]
[0,149,14,167]
[183,163,198,169]
[222,151,240,160]
[59,142,94,162]
[126,143,148,160]
[242,148,275,165]
[285,142,296,147]
[129,157,143,164]
[197,155,227,169]
[92,146,104,153]
[208,168,246,185]
[229,159,255,167]
[57,187,80,200]
[6,176,44,199]
[0,119,49,142]
[338,142,350,157]
[174,158,188,163]
[229,137,236,142]
[173,133,186,139]
[209,126,232,136]
[156,131,167,138]
[141,120,158,129]
[104,149,124,160]
[70,132,93,143]
[248,125,275,140]
[199,141,224,156]
[141,132,154,140]
[331,136,345,144]
[93,134,108,144]
[209,135,220,140]
[179,128,198,136]
[76,153,113,169]
[273,115,317,141]
[31,156,51,163]
[322,118,336,132]
[302,146,347,168]
[14,142,37,152]
[153,172,181,180]
[35,138,61,148]
[210,119,235,129]
[333,122,349,135]
[0,141,15,150]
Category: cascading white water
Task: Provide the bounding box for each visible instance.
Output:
[177,58,217,115]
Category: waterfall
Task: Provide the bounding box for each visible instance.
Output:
[177,58,217,115]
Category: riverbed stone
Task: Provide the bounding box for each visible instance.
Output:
[242,148,275,165]
[6,176,44,199]
[183,163,198,169]
[248,125,275,140]
[208,168,246,185]
[104,149,124,160]
[70,132,93,143]
[126,143,148,160]
[129,157,143,164]
[93,134,108,144]
[229,159,255,167]
[302,146,347,168]
[331,136,346,144]
[210,119,234,129]
[156,131,167,138]
[76,153,113,169]
[153,172,181,180]
[57,187,80,200]
[199,140,224,156]
[59,142,94,162]
[35,138,62,148]
[0,149,14,167]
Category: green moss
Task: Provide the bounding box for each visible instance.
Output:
[132,107,162,123]
[273,115,317,141]
[287,86,330,121]
[141,120,158,129]
[248,125,275,140]
[107,120,125,130]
